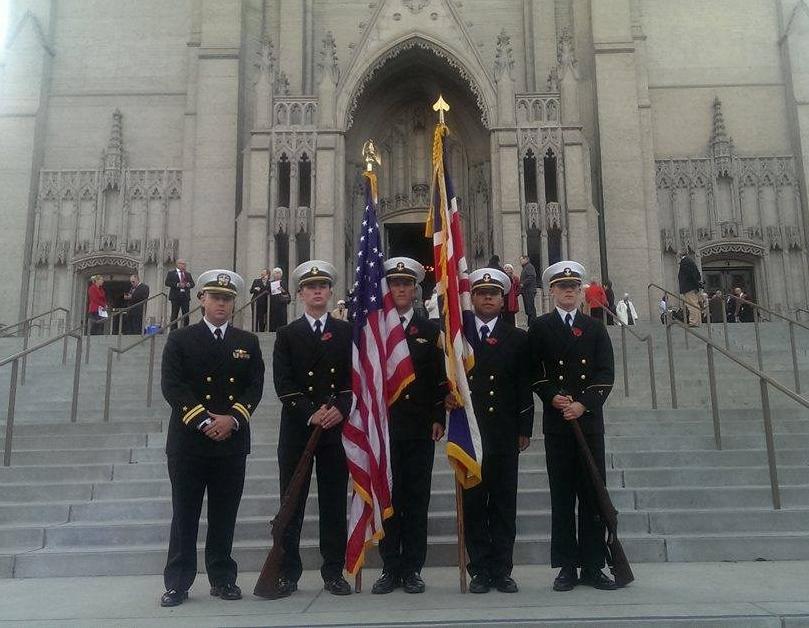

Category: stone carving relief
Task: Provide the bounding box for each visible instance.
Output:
[318,31,341,86]
[661,228,676,253]
[493,29,514,82]
[403,0,430,13]
[275,207,289,235]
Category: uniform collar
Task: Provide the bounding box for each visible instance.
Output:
[556,306,577,324]
[304,311,329,332]
[475,316,498,339]
[398,308,414,327]
[203,317,229,337]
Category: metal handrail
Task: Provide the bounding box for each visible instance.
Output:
[0,307,71,338]
[650,283,805,395]
[107,292,168,361]
[663,312,809,509]
[234,288,273,331]
[647,283,714,351]
[601,304,658,408]
[2,322,85,466]
[102,305,203,422]
[726,293,809,331]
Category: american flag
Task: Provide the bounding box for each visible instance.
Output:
[342,170,415,575]
[426,122,483,489]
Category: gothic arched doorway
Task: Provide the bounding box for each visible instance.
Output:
[344,43,491,296]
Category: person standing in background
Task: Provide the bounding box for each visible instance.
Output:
[123,274,150,335]
[519,255,538,326]
[249,269,271,332]
[87,275,108,335]
[165,259,195,330]
[268,267,291,331]
[502,263,520,326]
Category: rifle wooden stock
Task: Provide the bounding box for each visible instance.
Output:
[570,419,635,587]
[254,424,323,599]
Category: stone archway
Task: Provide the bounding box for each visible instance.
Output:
[71,254,139,327]
[343,42,492,290]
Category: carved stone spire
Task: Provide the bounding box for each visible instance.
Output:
[102,109,125,190]
[493,29,515,125]
[710,97,734,176]
[557,28,580,123]
[317,31,340,126]
[493,29,514,82]
[254,36,275,128]
[317,31,340,87]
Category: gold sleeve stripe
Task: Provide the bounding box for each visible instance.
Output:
[232,403,251,421]
[182,404,205,425]
[532,379,549,385]
[585,384,613,390]
[519,406,534,414]
[279,392,303,400]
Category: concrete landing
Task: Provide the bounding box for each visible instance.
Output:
[0,562,808,627]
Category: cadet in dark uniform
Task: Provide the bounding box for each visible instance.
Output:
[529,261,618,592]
[463,268,534,594]
[159,269,264,607]
[272,260,353,596]
[372,257,446,595]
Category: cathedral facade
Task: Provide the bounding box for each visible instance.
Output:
[1,0,808,330]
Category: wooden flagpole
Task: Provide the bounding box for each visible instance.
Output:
[454,477,468,593]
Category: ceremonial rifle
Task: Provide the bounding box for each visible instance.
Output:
[254,395,335,598]
[569,417,634,587]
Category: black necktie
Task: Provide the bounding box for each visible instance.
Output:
[214,328,222,341]
[314,319,322,336]
[565,313,573,328]
[400,316,406,325]
[480,324,489,342]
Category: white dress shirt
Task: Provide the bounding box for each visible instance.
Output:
[398,308,414,328]
[474,316,498,341]
[304,311,329,333]
[200,317,238,431]
[556,306,577,327]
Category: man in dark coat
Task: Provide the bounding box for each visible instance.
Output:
[461,267,534,594]
[372,257,446,595]
[677,253,703,327]
[249,269,271,332]
[530,260,618,592]
[272,260,353,597]
[159,269,264,607]
[520,255,538,326]
[165,259,195,329]
[123,273,150,334]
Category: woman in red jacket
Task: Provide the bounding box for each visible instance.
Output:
[503,263,521,326]
[87,275,108,335]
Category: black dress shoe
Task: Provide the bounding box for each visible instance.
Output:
[324,576,352,596]
[553,566,578,592]
[277,577,298,597]
[371,571,400,594]
[579,567,619,590]
[210,583,242,600]
[402,572,425,594]
[469,574,490,594]
[492,575,518,593]
[160,589,188,607]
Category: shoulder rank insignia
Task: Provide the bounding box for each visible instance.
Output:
[415,337,428,344]
[233,348,250,359]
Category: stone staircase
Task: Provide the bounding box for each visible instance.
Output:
[0,320,808,579]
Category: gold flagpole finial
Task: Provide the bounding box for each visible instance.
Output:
[362,139,381,172]
[432,95,450,124]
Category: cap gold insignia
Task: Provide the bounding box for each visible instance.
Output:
[396,262,405,271]
[217,273,231,286]
[483,273,491,282]
[563,268,572,276]
[310,266,319,275]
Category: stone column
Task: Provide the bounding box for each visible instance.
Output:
[278,0,304,94]
[1,2,55,323]
[187,0,241,271]
[236,131,270,281]
[591,0,662,313]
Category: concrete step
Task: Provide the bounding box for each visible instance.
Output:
[0,464,114,483]
[634,485,809,509]
[648,508,809,534]
[5,448,133,465]
[9,535,669,578]
[0,526,44,551]
[0,503,70,525]
[41,510,654,548]
[67,488,637,523]
[622,466,809,488]
[612,448,809,468]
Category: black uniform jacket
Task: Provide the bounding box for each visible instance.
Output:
[164,269,195,302]
[467,319,534,455]
[250,278,271,299]
[273,314,353,447]
[389,315,447,441]
[162,321,264,457]
[529,311,614,435]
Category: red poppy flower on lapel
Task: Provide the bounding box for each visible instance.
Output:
[486,337,498,345]
[321,331,333,341]
[571,327,583,337]
[408,325,419,336]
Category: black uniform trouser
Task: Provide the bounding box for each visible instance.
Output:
[522,292,537,326]
[544,430,607,569]
[379,438,435,576]
[278,436,348,583]
[170,299,190,330]
[255,298,268,333]
[164,453,247,592]
[462,452,519,580]
[127,309,143,335]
